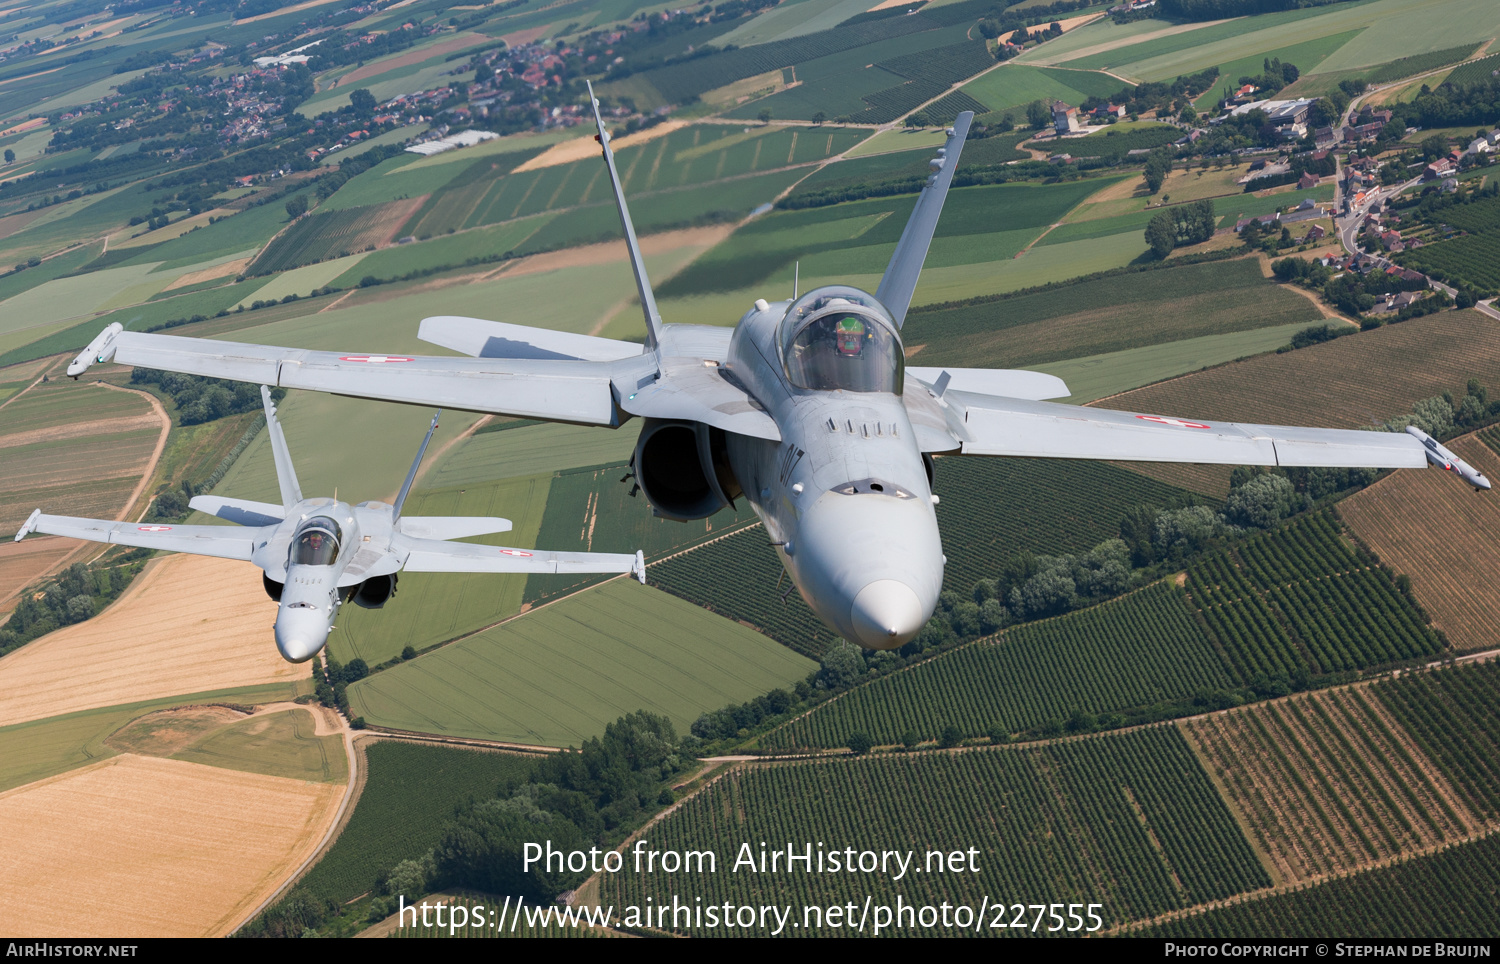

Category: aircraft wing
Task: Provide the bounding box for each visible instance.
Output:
[14,510,269,560]
[398,536,645,581]
[948,394,1427,467]
[76,328,622,426]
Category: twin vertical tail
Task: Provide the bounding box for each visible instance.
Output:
[875,111,974,329]
[586,81,664,355]
[261,385,303,511]
[393,411,442,521]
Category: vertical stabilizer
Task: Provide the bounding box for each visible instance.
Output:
[875,112,974,328]
[261,385,302,510]
[393,411,441,522]
[586,81,664,353]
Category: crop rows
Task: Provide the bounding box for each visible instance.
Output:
[924,90,991,125]
[526,462,758,606]
[1186,683,1475,884]
[1341,435,1500,653]
[249,202,400,275]
[651,526,841,659]
[639,14,942,104]
[1142,829,1500,937]
[1366,43,1483,84]
[934,455,1198,592]
[1442,51,1500,88]
[1374,659,1500,822]
[1185,513,1440,679]
[879,40,997,88]
[765,582,1233,749]
[1398,232,1500,293]
[603,727,1266,933]
[849,80,949,125]
[1425,194,1500,235]
[295,741,538,903]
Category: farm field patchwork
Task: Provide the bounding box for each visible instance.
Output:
[172,708,347,784]
[0,754,343,937]
[247,199,422,275]
[0,681,308,794]
[605,727,1269,931]
[960,63,1125,117]
[292,740,539,905]
[523,461,759,606]
[327,474,552,668]
[1097,311,1500,493]
[903,258,1321,373]
[1141,827,1500,937]
[1035,321,1320,405]
[1184,679,1482,885]
[0,554,299,728]
[767,582,1231,749]
[1185,512,1440,680]
[348,580,817,746]
[1340,435,1500,654]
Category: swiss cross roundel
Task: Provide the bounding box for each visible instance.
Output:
[498,549,533,557]
[137,525,173,532]
[1136,415,1210,429]
[338,355,414,363]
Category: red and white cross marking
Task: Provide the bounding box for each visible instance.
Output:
[137,525,174,532]
[1136,415,1211,430]
[498,549,533,557]
[338,355,414,364]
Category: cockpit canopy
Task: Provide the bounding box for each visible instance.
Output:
[779,286,903,394]
[291,518,341,567]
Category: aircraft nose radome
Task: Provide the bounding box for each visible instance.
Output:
[851,580,926,649]
[274,609,329,663]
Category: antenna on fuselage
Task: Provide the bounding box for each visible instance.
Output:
[393,411,441,523]
[793,261,799,300]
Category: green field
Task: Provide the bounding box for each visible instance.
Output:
[649,457,1197,658]
[961,64,1126,116]
[767,581,1233,748]
[330,216,553,286]
[1376,660,1500,822]
[236,254,368,307]
[293,740,539,904]
[1144,829,1500,937]
[0,682,308,793]
[1047,0,1500,83]
[904,258,1323,373]
[605,726,1270,932]
[425,422,643,489]
[348,580,817,746]
[328,475,553,667]
[173,708,347,783]
[523,462,759,606]
[1187,512,1441,679]
[1034,321,1323,403]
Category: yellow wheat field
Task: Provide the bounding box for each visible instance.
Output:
[0,554,299,728]
[0,754,343,936]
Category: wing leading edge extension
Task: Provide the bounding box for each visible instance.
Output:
[949,394,1427,468]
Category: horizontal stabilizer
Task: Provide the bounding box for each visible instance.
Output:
[419,316,642,362]
[396,516,513,540]
[908,367,1069,401]
[189,495,285,528]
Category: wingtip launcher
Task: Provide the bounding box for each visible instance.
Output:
[13,508,41,542]
[67,323,124,379]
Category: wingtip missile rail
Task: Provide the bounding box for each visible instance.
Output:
[1405,425,1492,490]
[67,322,123,378]
[13,508,40,541]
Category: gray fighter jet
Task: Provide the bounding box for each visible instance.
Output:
[64,94,1468,650]
[14,385,645,661]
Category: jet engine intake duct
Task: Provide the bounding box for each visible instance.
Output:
[354,573,397,609]
[263,573,283,602]
[634,418,736,521]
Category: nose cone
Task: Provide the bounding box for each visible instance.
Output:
[851,579,925,649]
[274,605,330,663]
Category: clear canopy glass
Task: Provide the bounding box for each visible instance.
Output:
[779,286,903,394]
[291,519,341,566]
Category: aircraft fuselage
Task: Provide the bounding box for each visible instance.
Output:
[718,295,944,649]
